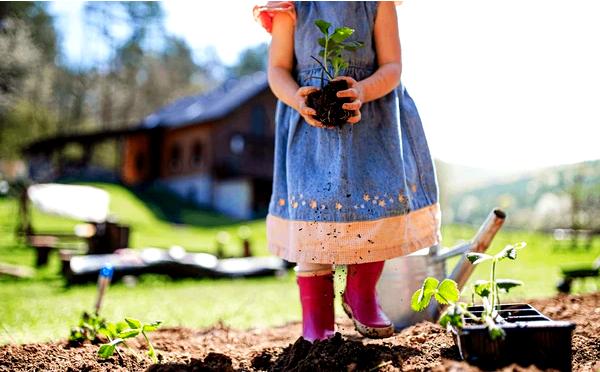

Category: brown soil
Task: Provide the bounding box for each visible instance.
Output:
[1,292,599,372]
[306,80,352,127]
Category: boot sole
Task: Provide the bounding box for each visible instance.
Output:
[341,300,394,339]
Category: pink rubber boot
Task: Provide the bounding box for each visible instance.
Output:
[342,261,394,338]
[297,272,335,342]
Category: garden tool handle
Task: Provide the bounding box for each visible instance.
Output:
[94,264,114,315]
[448,209,506,290]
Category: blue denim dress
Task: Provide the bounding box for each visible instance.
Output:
[266,2,441,265]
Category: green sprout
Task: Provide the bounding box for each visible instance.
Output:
[312,19,364,84]
[97,317,162,364]
[466,241,527,315]
[69,312,106,344]
[411,242,527,340]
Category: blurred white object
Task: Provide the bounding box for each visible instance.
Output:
[74,223,96,238]
[0,180,9,195]
[27,183,110,222]
[168,245,186,260]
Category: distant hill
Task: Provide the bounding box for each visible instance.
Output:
[435,160,530,193]
[437,159,600,229]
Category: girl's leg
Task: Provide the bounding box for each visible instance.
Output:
[342,261,394,338]
[296,262,335,342]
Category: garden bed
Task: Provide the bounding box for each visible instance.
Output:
[1,292,598,371]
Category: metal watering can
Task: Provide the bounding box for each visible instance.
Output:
[376,209,506,330]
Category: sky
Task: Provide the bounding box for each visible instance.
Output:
[48,0,600,172]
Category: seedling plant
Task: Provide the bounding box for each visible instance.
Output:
[69,313,162,363]
[411,242,527,340]
[69,312,106,344]
[98,317,162,364]
[311,19,364,85]
[306,19,364,127]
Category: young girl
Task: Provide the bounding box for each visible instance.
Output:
[254,1,440,341]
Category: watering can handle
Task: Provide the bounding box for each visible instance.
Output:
[448,209,506,289]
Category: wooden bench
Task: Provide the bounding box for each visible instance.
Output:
[26,234,85,267]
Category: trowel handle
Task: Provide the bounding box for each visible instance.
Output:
[449,209,506,291]
[471,209,506,254]
[94,264,114,315]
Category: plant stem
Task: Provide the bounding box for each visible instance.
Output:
[143,331,158,364]
[437,293,481,323]
[323,36,329,78]
[310,56,333,81]
[124,341,141,362]
[490,259,498,311]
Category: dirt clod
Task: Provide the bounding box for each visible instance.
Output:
[306,80,352,127]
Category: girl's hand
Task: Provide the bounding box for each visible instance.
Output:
[295,86,326,128]
[334,76,363,124]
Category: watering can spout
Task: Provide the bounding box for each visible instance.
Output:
[448,209,506,290]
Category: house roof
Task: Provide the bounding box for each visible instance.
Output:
[140,71,269,129]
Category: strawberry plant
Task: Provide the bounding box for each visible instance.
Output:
[411,242,527,340]
[306,19,364,127]
[98,317,162,363]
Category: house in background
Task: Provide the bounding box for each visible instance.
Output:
[24,72,277,219]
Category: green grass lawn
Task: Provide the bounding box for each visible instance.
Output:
[0,183,598,345]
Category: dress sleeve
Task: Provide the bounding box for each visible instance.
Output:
[253,1,296,34]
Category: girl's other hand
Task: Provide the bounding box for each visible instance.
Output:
[295,86,326,128]
[334,76,363,124]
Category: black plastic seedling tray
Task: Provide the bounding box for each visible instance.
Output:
[455,303,575,371]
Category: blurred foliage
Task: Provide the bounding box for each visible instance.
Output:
[227,43,268,78]
[446,160,600,230]
[0,100,58,159]
[0,1,249,163]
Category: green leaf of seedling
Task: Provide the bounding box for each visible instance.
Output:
[423,277,440,293]
[439,305,463,329]
[411,289,428,311]
[99,322,118,339]
[342,41,365,51]
[98,344,115,359]
[473,280,492,298]
[488,324,506,340]
[98,338,123,359]
[69,328,84,342]
[315,19,331,35]
[496,279,523,293]
[439,311,451,328]
[331,27,354,43]
[496,246,516,260]
[466,252,493,265]
[143,321,162,333]
[115,321,129,333]
[118,328,140,339]
[125,318,142,330]
[496,242,526,261]
[411,277,439,311]
[318,37,326,48]
[435,279,460,304]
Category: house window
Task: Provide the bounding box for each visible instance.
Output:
[169,143,182,171]
[230,134,245,155]
[251,105,268,136]
[191,141,203,167]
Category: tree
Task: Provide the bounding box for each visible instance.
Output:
[227,43,268,78]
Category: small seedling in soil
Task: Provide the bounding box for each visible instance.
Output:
[306,19,364,127]
[412,242,527,340]
[69,312,107,345]
[97,317,162,364]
